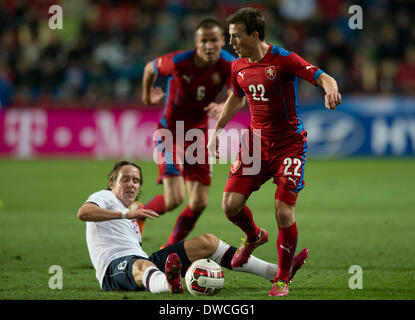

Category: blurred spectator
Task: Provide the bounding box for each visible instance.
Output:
[378,59,398,95]
[377,23,402,60]
[348,49,377,94]
[279,0,317,21]
[396,45,415,96]
[0,0,414,109]
[0,61,14,109]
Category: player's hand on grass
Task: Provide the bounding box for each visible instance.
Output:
[127,208,159,220]
[204,102,224,119]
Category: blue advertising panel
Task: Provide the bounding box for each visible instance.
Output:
[300,96,415,157]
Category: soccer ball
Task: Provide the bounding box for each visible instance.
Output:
[185,258,224,296]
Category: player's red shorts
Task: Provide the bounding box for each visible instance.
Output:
[224,129,307,206]
[154,125,211,186]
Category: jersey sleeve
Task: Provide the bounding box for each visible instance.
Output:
[281,52,324,85]
[85,190,113,210]
[152,51,178,77]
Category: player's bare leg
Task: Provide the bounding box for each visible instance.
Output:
[186,180,209,213]
[275,199,295,228]
[222,191,246,217]
[132,258,158,288]
[143,175,185,213]
[162,181,208,247]
[183,233,219,261]
[163,176,186,211]
[222,192,268,268]
[141,176,185,236]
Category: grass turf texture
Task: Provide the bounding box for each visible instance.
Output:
[0,158,414,300]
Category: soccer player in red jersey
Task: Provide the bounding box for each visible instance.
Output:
[208,8,341,296]
[141,19,242,248]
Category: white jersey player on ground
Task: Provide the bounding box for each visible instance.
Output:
[77,160,308,293]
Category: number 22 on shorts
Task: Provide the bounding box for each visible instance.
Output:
[283,158,302,186]
[283,158,302,176]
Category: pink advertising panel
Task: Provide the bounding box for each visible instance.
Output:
[0,108,251,159]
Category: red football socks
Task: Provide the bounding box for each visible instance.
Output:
[164,205,202,246]
[227,205,261,242]
[143,194,167,214]
[276,222,298,282]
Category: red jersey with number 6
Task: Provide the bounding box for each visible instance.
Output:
[231,44,324,145]
[153,49,235,130]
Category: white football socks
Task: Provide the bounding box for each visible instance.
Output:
[210,239,278,281]
[142,266,169,293]
[209,239,231,264]
[234,255,278,281]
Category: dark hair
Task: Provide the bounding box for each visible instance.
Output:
[107,160,143,191]
[226,7,265,41]
[195,18,224,33]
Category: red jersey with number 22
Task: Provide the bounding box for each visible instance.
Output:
[231,45,323,146]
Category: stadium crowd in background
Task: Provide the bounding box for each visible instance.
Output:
[0,0,414,109]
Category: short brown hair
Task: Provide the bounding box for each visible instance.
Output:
[226,7,265,41]
[107,160,143,191]
[195,18,224,33]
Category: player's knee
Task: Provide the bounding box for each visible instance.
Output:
[198,233,219,256]
[189,198,207,213]
[222,192,246,217]
[222,197,243,217]
[275,201,295,227]
[132,259,155,288]
[165,194,185,211]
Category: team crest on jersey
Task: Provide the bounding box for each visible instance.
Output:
[265,66,276,80]
[230,160,241,174]
[211,72,221,85]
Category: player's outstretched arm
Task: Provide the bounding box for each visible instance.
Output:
[142,61,165,105]
[77,202,159,222]
[316,72,342,110]
[207,92,245,157]
[215,92,245,130]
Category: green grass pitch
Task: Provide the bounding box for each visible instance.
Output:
[0,157,414,300]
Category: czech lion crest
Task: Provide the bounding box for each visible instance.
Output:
[265,65,276,80]
[230,160,241,174]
